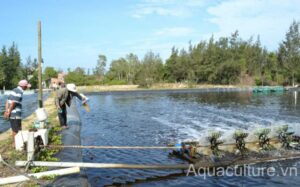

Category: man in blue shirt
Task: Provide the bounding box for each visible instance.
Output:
[4,80,31,144]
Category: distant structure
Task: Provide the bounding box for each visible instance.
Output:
[50,73,65,90]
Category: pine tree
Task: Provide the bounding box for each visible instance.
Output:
[278,20,300,86]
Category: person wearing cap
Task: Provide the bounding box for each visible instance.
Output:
[3,80,31,144]
[55,83,87,129]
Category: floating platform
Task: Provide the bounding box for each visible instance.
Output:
[169,126,300,166]
[252,86,285,93]
[170,141,300,164]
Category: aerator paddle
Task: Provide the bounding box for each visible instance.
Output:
[276,125,294,149]
[233,130,248,154]
[255,128,273,151]
[207,131,223,157]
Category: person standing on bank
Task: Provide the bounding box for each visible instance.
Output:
[3,80,31,144]
[55,83,87,129]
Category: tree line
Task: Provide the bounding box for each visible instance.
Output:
[101,20,300,87]
[0,43,39,89]
[1,21,299,89]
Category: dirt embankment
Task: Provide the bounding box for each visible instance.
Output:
[77,83,248,93]
[0,93,57,186]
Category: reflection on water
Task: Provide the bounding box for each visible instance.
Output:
[78,90,300,187]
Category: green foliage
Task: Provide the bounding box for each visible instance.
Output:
[135,51,164,87]
[210,60,242,84]
[278,20,300,86]
[43,66,58,87]
[94,54,107,78]
[40,174,57,180]
[0,43,23,89]
[85,75,101,85]
[0,44,39,89]
[23,56,37,79]
[105,58,128,82]
[64,67,100,85]
[30,70,39,89]
[105,53,143,85]
[101,21,298,87]
[255,76,263,86]
[7,150,26,163]
[65,71,84,85]
[92,23,294,87]
[31,118,62,174]
[30,166,48,173]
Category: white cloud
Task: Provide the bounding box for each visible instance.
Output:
[132,7,185,18]
[206,0,300,50]
[155,27,194,37]
[131,0,209,18]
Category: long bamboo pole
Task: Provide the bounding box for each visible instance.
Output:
[44,145,177,149]
[15,161,189,169]
[0,167,80,185]
[15,153,300,170]
[38,21,43,108]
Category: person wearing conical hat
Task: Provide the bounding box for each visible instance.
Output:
[55,83,87,129]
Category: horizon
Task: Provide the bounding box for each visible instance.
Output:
[0,0,300,71]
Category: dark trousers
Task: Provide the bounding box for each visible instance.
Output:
[10,119,22,133]
[58,108,67,126]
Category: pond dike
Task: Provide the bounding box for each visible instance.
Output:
[51,100,89,187]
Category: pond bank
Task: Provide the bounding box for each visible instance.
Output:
[77,83,252,93]
[0,93,62,186]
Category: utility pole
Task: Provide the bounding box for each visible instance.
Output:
[38,21,43,108]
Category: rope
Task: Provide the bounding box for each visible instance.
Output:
[41,139,280,150]
[0,154,46,186]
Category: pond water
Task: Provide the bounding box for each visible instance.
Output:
[78,90,300,187]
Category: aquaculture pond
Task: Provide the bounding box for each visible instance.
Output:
[78,90,300,187]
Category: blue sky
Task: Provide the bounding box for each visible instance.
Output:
[0,0,300,71]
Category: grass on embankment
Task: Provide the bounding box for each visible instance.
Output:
[0,92,62,186]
